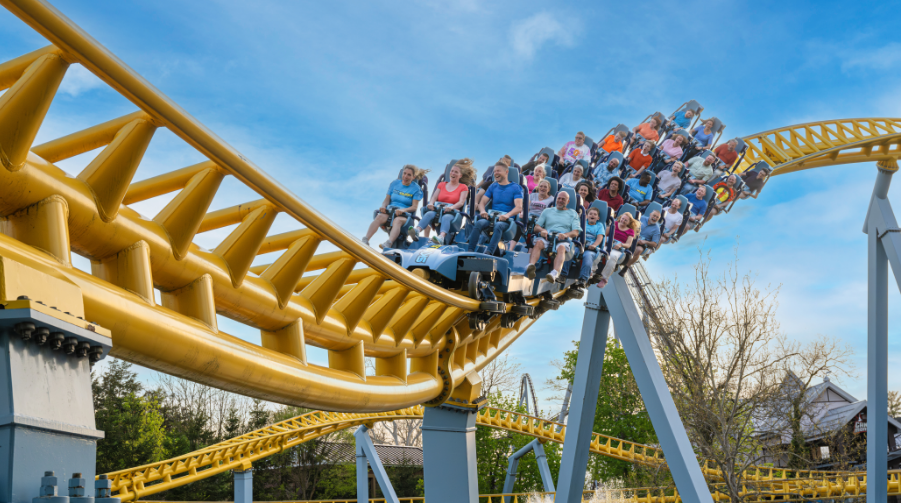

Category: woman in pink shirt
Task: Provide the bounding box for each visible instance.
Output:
[659,135,686,163]
[525,164,546,193]
[597,212,639,288]
[411,159,475,244]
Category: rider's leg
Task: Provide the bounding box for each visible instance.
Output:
[485,221,509,253]
[553,243,569,273]
[579,250,596,280]
[417,211,437,233]
[388,215,406,243]
[467,219,490,252]
[365,213,389,240]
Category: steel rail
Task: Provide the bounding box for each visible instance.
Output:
[103,406,900,501]
[0,0,481,312]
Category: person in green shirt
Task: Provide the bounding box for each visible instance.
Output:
[524,191,581,283]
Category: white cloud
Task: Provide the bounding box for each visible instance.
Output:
[840,42,902,72]
[509,12,574,60]
[59,64,105,97]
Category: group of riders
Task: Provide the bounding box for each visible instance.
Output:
[361,101,771,291]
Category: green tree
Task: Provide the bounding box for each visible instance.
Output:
[476,394,562,494]
[557,337,664,487]
[93,360,168,474]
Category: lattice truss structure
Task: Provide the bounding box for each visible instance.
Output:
[102,406,901,501]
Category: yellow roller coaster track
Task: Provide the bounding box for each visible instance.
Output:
[102,406,901,501]
[0,0,899,416]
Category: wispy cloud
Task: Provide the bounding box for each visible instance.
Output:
[840,42,901,72]
[509,12,575,60]
[59,64,105,97]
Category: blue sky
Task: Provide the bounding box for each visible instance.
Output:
[0,0,900,412]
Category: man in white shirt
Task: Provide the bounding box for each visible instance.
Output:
[660,198,684,244]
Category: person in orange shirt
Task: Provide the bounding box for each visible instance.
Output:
[714,139,739,167]
[633,117,662,142]
[598,130,627,154]
[625,141,655,178]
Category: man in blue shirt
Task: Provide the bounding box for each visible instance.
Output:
[623,210,662,270]
[671,109,694,129]
[363,165,424,248]
[467,162,523,255]
[687,186,708,225]
[624,172,654,207]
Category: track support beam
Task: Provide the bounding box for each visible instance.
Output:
[422,405,480,503]
[864,161,900,503]
[555,287,611,503]
[355,425,399,503]
[234,467,252,503]
[503,439,555,500]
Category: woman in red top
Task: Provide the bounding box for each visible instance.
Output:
[597,212,638,288]
[597,177,625,211]
[626,141,655,178]
[633,117,662,142]
[411,159,475,244]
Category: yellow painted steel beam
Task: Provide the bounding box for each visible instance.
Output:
[0,0,481,312]
[735,118,900,174]
[102,405,900,502]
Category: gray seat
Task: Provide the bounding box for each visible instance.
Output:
[643,202,662,218]
[544,176,559,195]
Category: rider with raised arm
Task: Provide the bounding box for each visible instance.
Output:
[410,159,475,245]
[467,162,523,255]
[363,164,424,248]
[524,191,581,283]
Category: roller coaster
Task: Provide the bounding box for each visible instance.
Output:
[0,1,899,502]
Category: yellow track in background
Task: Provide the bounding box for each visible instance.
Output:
[102,406,900,501]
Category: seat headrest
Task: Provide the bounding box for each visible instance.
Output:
[559,187,577,211]
[675,195,689,213]
[733,138,746,153]
[617,204,637,219]
[711,118,725,133]
[675,130,691,140]
[699,150,715,160]
[575,159,590,173]
[653,112,666,123]
[614,124,630,135]
[584,136,595,146]
[685,100,702,114]
[507,166,520,185]
[701,185,714,203]
[589,200,609,217]
[538,147,556,163]
[605,151,625,170]
[644,202,663,217]
[544,176,558,195]
[444,160,458,182]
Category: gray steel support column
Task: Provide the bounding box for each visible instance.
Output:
[234,469,253,503]
[603,276,713,503]
[502,439,555,501]
[0,306,111,503]
[863,163,899,503]
[555,286,611,503]
[422,405,479,503]
[355,425,399,503]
